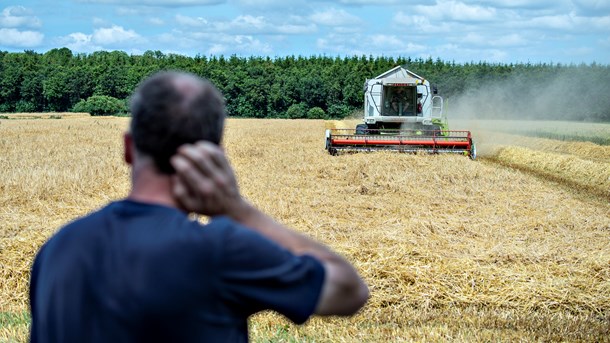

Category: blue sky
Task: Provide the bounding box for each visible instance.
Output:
[1,0,609,64]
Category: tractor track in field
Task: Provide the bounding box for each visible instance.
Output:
[481,155,610,204]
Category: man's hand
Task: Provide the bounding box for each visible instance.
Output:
[171,141,247,217]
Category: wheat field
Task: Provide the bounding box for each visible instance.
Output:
[1,117,609,342]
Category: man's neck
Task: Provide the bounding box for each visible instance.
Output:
[128,161,182,210]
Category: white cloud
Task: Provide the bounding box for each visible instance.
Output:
[334,0,402,4]
[234,0,298,6]
[58,28,150,53]
[148,17,165,25]
[487,49,508,61]
[58,25,145,52]
[159,30,273,55]
[520,13,610,32]
[366,34,403,47]
[587,15,610,30]
[475,0,559,10]
[174,13,316,35]
[82,0,225,6]
[572,0,610,15]
[309,8,363,26]
[92,17,108,26]
[368,34,427,53]
[413,1,498,22]
[208,35,272,55]
[116,7,148,15]
[0,28,44,47]
[223,15,316,34]
[316,33,426,55]
[434,43,509,62]
[332,26,362,34]
[231,0,310,14]
[5,0,609,63]
[58,32,102,52]
[570,46,594,56]
[175,14,208,26]
[461,32,527,48]
[527,14,575,30]
[393,12,454,34]
[92,25,143,45]
[0,6,42,28]
[218,15,267,31]
[274,22,317,35]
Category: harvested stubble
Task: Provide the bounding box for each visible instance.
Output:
[0,112,91,119]
[0,118,131,340]
[1,117,609,342]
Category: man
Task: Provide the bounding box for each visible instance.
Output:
[390,88,409,116]
[29,71,369,342]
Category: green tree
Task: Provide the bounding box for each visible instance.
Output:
[307,107,326,119]
[72,95,127,116]
[285,103,308,119]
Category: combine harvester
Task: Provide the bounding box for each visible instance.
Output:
[325,66,476,159]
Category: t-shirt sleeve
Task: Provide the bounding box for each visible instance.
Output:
[215,218,325,324]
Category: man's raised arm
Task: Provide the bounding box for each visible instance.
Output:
[170,142,369,316]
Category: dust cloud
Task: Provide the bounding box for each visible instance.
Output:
[443,66,610,156]
[448,66,609,122]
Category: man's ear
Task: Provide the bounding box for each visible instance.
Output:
[124,132,133,165]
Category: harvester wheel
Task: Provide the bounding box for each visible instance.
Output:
[356,124,367,135]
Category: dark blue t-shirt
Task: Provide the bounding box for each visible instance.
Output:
[29,200,325,342]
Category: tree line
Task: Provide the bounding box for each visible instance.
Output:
[0,48,608,121]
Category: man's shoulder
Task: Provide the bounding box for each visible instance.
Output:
[40,202,120,253]
[53,203,113,238]
[44,202,247,258]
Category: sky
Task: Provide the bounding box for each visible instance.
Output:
[0,0,609,64]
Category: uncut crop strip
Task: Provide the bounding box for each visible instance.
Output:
[487,146,610,200]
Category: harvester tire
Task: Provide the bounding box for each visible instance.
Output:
[356,124,367,135]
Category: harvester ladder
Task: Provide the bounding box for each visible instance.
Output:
[431,95,443,118]
[370,83,383,116]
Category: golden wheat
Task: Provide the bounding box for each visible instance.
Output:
[1,117,609,342]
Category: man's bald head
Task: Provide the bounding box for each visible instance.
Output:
[130,71,226,174]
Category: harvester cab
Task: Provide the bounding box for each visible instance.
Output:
[362,67,446,131]
[326,66,476,159]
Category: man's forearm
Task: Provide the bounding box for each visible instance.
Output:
[229,199,338,260]
[230,199,369,315]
